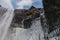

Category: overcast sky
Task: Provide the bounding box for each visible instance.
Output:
[0,0,43,9]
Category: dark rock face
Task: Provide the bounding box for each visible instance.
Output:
[12,6,41,29]
[43,0,60,32]
[23,18,32,29]
[43,0,60,39]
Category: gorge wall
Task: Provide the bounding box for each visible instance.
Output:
[43,0,60,40]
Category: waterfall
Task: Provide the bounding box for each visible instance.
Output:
[15,17,45,40]
[0,9,14,40]
[0,7,45,40]
[29,17,45,40]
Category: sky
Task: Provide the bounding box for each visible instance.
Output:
[0,0,43,9]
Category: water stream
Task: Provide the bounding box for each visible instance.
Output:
[0,9,14,40]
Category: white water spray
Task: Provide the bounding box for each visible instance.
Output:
[0,9,14,40]
[15,17,45,40]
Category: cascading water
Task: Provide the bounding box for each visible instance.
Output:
[0,8,14,40]
[15,17,45,40]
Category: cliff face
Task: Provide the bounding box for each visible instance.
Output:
[43,0,60,39]
[12,6,41,29]
[43,0,60,31]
